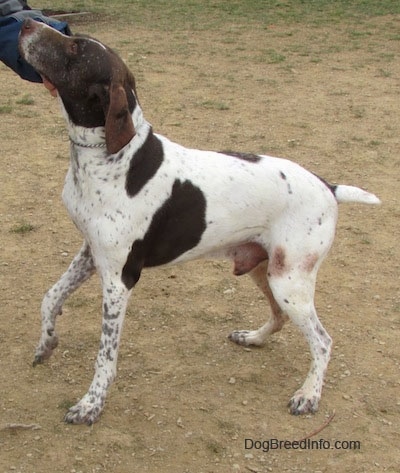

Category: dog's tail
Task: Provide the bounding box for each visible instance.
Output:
[333,185,381,205]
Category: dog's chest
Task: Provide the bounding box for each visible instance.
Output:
[62,148,133,240]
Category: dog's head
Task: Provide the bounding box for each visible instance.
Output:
[19,19,136,153]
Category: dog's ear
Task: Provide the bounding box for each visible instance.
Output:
[104,83,135,154]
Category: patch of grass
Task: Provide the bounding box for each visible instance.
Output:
[361,237,372,245]
[330,90,349,97]
[0,103,13,114]
[65,295,90,309]
[200,100,230,111]
[348,29,373,38]
[57,399,75,411]
[368,140,382,146]
[10,222,36,235]
[350,105,366,119]
[259,48,286,64]
[55,153,69,160]
[16,94,35,105]
[287,43,312,56]
[378,52,395,62]
[378,68,392,78]
[16,109,40,119]
[37,0,400,30]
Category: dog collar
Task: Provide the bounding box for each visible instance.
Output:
[69,136,107,149]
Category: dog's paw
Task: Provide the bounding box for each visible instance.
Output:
[228,330,252,346]
[64,394,104,425]
[32,332,59,366]
[288,390,319,415]
[228,330,264,347]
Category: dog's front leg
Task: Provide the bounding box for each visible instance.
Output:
[33,242,95,366]
[64,277,131,425]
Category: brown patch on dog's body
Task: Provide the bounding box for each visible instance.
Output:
[301,253,319,273]
[269,246,287,276]
[229,242,268,276]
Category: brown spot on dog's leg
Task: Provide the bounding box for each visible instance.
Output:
[301,253,319,273]
[269,246,286,276]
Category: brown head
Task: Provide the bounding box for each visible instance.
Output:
[19,19,136,153]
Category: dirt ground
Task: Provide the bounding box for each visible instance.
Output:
[1,11,399,473]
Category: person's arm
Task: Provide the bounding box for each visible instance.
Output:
[0,4,71,82]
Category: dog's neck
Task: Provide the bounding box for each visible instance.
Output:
[58,92,150,153]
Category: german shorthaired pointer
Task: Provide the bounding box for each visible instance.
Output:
[19,19,380,425]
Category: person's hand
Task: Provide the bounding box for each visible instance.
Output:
[42,76,57,97]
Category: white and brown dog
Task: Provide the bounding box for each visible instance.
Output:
[19,19,380,425]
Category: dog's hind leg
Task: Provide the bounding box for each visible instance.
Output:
[267,259,332,415]
[228,260,288,346]
[33,242,95,366]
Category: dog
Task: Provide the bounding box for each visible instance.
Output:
[19,19,380,425]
